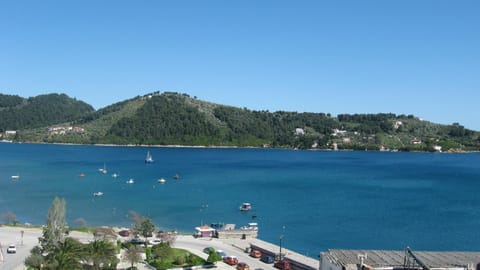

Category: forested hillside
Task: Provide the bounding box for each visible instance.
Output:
[0,93,94,131]
[2,92,479,152]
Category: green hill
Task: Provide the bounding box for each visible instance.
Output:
[0,93,94,131]
[3,91,479,152]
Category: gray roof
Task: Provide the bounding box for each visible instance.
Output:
[322,249,480,268]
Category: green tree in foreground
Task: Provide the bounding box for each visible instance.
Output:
[41,197,67,252]
[85,239,118,270]
[135,218,156,247]
[206,250,222,264]
[25,246,45,270]
[44,237,84,270]
[125,245,143,269]
[152,242,173,263]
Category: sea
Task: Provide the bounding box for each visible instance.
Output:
[1,142,480,257]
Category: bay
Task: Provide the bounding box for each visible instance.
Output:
[1,142,480,258]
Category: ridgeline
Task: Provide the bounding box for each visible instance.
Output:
[1,92,479,152]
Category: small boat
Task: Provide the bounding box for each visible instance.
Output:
[112,173,119,178]
[93,192,103,196]
[173,174,179,180]
[99,163,107,174]
[145,151,154,163]
[158,178,166,183]
[239,202,252,211]
[126,179,134,184]
[11,175,20,180]
[79,173,86,177]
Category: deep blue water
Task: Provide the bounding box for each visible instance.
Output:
[1,142,480,257]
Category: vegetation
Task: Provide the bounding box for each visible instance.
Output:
[207,250,222,263]
[3,91,480,152]
[0,93,94,132]
[148,242,206,270]
[25,197,119,270]
[134,218,155,247]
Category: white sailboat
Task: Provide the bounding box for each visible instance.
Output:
[99,163,107,174]
[145,151,154,163]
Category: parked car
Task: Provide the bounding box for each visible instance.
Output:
[149,239,162,245]
[203,246,215,254]
[274,260,291,270]
[130,238,145,245]
[118,230,130,237]
[250,250,262,258]
[224,255,239,265]
[260,255,275,264]
[7,244,16,254]
[237,262,250,270]
[216,250,227,258]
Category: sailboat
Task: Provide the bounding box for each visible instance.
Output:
[99,163,107,174]
[145,151,154,163]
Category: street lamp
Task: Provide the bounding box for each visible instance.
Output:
[279,234,283,261]
[279,225,285,261]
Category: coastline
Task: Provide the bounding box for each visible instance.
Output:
[3,140,480,153]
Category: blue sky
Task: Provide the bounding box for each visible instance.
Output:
[1,1,479,130]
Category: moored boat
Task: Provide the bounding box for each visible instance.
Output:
[158,178,166,183]
[93,192,103,196]
[239,202,252,211]
[145,151,154,163]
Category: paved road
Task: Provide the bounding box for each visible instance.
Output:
[0,226,94,270]
[0,226,275,270]
[174,235,276,270]
[0,226,42,270]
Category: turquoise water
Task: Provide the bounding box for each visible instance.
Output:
[1,142,480,257]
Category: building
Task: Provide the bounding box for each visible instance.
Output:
[195,225,215,238]
[320,249,480,270]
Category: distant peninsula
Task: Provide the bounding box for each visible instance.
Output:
[1,92,479,152]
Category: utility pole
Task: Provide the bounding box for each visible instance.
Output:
[279,234,283,261]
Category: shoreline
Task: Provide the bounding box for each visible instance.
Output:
[3,140,480,153]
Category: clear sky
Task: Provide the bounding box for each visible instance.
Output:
[1,1,479,130]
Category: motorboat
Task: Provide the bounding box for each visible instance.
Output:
[93,192,103,196]
[126,179,134,184]
[158,178,166,183]
[112,173,119,178]
[11,175,20,180]
[239,202,252,211]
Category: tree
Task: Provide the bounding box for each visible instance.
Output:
[206,250,222,264]
[25,246,45,270]
[41,197,67,252]
[1,211,16,224]
[84,239,118,270]
[152,242,173,262]
[124,245,142,269]
[44,237,84,270]
[135,218,156,247]
[74,218,87,227]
